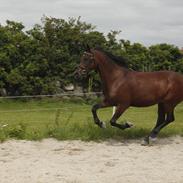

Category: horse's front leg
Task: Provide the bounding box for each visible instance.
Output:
[110,104,133,130]
[92,101,111,128]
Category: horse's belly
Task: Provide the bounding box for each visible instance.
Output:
[131,100,157,107]
[131,94,162,107]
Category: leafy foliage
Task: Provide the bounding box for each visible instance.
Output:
[0,17,182,95]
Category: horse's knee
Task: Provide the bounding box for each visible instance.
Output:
[110,119,116,126]
[91,107,95,113]
[166,112,175,123]
[91,104,99,113]
[166,117,174,123]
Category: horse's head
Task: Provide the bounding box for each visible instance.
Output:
[75,46,97,79]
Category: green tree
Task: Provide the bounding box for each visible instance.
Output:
[149,44,182,71]
[0,17,183,96]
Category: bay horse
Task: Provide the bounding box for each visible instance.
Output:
[75,46,183,145]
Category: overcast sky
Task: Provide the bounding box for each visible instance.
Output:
[0,0,183,47]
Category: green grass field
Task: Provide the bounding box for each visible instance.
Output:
[0,98,183,141]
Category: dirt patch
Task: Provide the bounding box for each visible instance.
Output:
[0,137,183,183]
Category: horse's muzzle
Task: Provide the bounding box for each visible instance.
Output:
[74,68,87,80]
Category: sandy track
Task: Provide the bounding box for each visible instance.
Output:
[0,137,183,183]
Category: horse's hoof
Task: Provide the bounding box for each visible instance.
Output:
[141,136,157,146]
[149,136,157,144]
[100,121,106,129]
[149,136,157,142]
[141,137,149,146]
[125,122,133,128]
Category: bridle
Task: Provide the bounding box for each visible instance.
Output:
[83,51,94,59]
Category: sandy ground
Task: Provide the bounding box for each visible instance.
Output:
[0,137,183,183]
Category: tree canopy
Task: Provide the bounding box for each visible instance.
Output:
[0,17,182,96]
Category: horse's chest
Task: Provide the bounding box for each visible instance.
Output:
[104,87,129,105]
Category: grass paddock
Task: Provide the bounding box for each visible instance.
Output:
[0,98,183,141]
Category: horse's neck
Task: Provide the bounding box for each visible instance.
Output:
[97,58,127,93]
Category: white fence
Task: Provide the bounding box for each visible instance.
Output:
[0,92,102,99]
[0,92,116,114]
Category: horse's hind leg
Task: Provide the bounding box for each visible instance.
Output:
[110,104,133,130]
[143,103,175,145]
[149,103,166,138]
[153,103,175,134]
[150,110,175,136]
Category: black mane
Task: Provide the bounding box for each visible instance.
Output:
[95,48,128,68]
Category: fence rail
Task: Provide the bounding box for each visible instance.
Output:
[0,92,117,114]
[0,92,104,113]
[0,92,103,99]
[0,107,91,113]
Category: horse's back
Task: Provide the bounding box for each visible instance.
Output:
[128,71,183,106]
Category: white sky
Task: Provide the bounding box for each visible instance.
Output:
[0,0,183,47]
